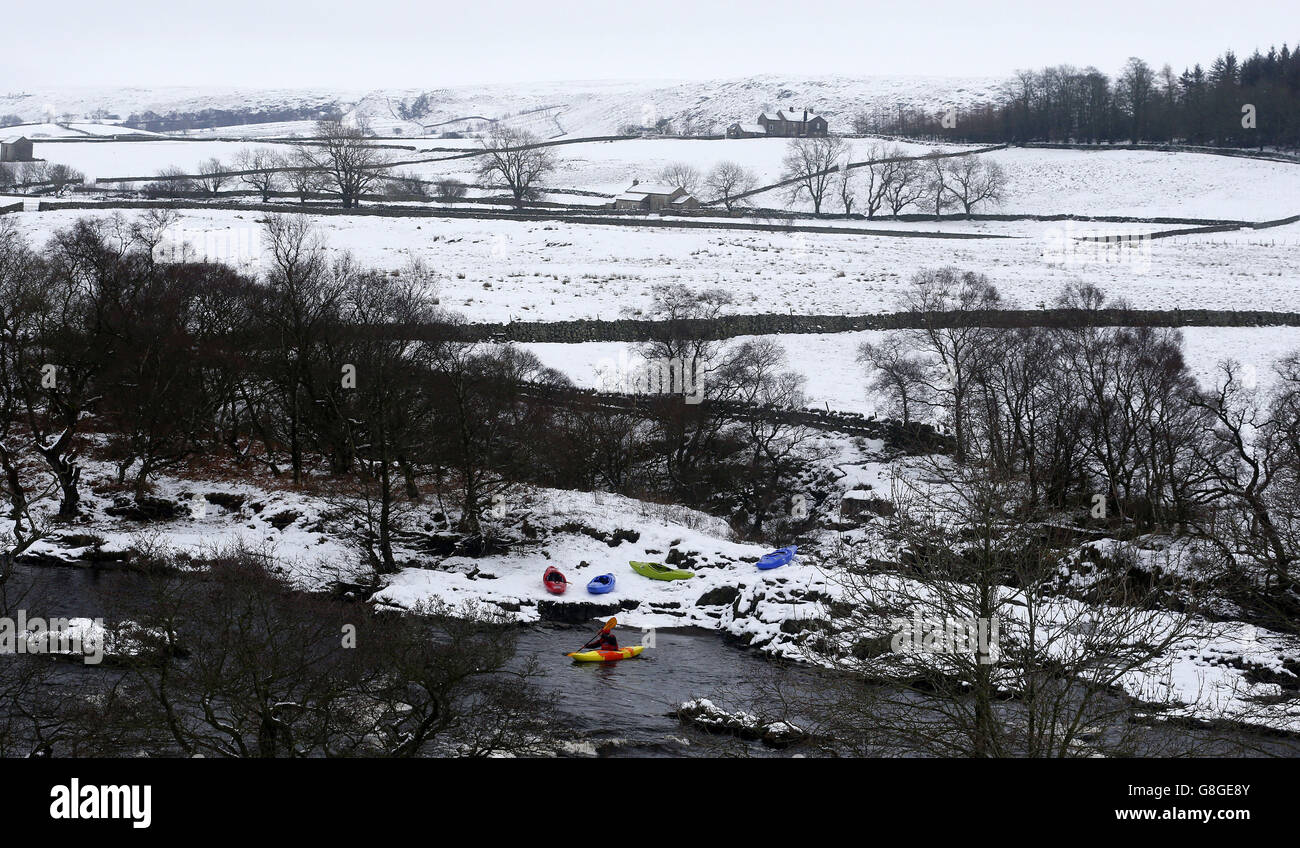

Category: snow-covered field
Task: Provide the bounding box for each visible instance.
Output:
[1,121,163,139]
[13,129,1298,223]
[524,326,1300,416]
[398,137,973,198]
[11,207,1299,321]
[983,147,1300,220]
[31,139,285,182]
[10,133,1296,225]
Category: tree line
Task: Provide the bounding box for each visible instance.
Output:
[660,139,1006,217]
[0,212,825,580]
[856,42,1300,149]
[861,268,1300,616]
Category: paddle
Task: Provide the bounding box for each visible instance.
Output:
[564,616,618,657]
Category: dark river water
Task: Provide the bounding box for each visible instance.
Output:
[6,563,1298,758]
[4,563,820,757]
[511,624,823,756]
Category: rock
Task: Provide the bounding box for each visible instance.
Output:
[673,698,807,749]
[851,634,894,660]
[555,521,639,548]
[266,509,300,530]
[537,600,621,624]
[840,493,896,521]
[204,492,246,511]
[780,617,829,635]
[665,548,699,568]
[105,496,181,521]
[696,585,740,606]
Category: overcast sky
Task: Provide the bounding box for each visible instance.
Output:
[2,0,1295,90]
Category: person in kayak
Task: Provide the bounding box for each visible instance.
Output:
[580,627,619,651]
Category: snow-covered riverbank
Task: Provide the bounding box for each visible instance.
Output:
[18,447,1300,737]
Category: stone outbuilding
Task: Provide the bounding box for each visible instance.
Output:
[613,180,699,211]
[1,136,34,162]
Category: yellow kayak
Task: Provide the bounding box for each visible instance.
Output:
[566,645,646,663]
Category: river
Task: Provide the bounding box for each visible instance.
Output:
[5,562,1297,758]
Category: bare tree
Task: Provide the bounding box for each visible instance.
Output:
[114,549,559,758]
[858,143,926,217]
[781,135,846,215]
[257,214,341,483]
[429,343,565,536]
[0,220,54,589]
[834,145,857,216]
[285,147,325,204]
[924,151,952,218]
[1190,357,1300,593]
[42,164,84,197]
[942,157,1008,217]
[714,338,814,534]
[297,118,392,208]
[658,162,702,194]
[16,162,48,194]
[129,207,181,261]
[857,335,932,425]
[234,149,283,203]
[434,178,468,201]
[330,266,443,572]
[195,158,229,197]
[1116,56,1157,142]
[704,161,758,212]
[15,218,140,515]
[145,165,197,198]
[904,267,1002,462]
[786,460,1205,757]
[880,157,928,215]
[474,125,556,207]
[384,170,429,200]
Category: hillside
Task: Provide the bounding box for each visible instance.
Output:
[3,75,1004,138]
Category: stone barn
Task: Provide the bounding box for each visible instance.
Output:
[726,122,767,139]
[613,180,699,211]
[1,136,34,162]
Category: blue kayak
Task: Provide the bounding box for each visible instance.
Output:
[757,545,797,570]
[587,573,616,594]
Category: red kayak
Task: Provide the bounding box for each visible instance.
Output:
[543,566,568,595]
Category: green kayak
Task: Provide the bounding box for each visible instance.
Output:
[630,560,694,581]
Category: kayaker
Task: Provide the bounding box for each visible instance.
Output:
[580,626,619,652]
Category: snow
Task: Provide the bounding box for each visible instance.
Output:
[21,467,362,591]
[399,136,970,198]
[524,326,1300,417]
[32,139,284,182]
[984,147,1300,220]
[1,75,1002,141]
[372,487,793,632]
[12,207,1300,323]
[12,432,1299,733]
[7,81,1300,739]
[0,122,161,140]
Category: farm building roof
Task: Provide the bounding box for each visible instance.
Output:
[621,182,681,196]
[760,110,823,123]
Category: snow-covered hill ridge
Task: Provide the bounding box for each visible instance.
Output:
[3,75,1003,136]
